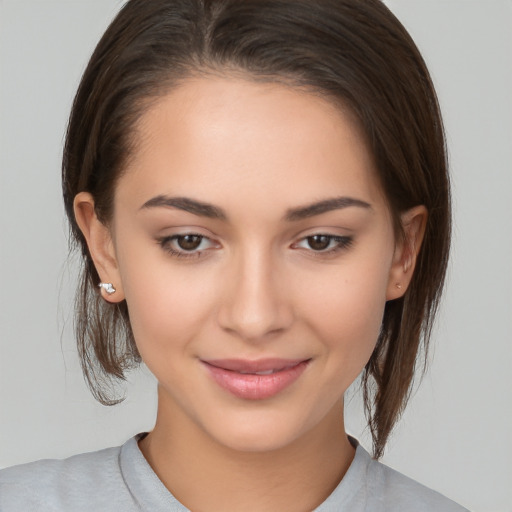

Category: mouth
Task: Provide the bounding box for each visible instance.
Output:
[201,358,311,400]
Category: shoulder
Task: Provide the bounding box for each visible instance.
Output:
[0,442,134,512]
[319,438,470,512]
[364,448,470,511]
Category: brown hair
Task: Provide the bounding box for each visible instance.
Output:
[62,0,450,458]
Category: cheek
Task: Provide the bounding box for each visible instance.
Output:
[117,246,217,361]
[298,256,390,370]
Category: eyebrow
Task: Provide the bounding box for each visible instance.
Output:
[139,195,372,221]
[140,195,228,220]
[284,196,372,221]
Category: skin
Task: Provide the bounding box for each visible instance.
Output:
[74,77,426,511]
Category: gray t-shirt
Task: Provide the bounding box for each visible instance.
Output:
[0,433,469,511]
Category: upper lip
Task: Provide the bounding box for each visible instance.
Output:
[202,358,309,373]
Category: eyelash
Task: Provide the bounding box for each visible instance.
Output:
[293,234,354,256]
[157,233,354,261]
[156,233,215,259]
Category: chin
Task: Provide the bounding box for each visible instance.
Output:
[216,427,300,453]
[203,408,316,454]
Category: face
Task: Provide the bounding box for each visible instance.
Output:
[86,77,410,452]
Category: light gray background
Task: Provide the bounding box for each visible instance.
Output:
[0,1,511,511]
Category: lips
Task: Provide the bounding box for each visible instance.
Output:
[202,358,310,400]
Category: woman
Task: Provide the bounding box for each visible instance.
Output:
[0,0,469,510]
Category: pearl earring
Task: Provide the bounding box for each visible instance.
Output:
[396,283,403,290]
[99,282,116,294]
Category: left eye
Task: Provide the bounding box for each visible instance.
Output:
[295,234,353,252]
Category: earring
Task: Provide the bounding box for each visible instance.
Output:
[99,282,116,295]
[395,283,403,290]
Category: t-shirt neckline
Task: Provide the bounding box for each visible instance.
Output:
[119,432,370,511]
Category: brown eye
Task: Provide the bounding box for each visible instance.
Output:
[307,235,332,251]
[158,233,218,259]
[177,234,203,251]
[294,234,353,256]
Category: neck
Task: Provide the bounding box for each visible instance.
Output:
[139,389,355,512]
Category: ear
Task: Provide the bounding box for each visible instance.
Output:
[386,205,427,301]
[73,192,125,303]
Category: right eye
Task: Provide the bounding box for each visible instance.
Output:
[157,234,218,259]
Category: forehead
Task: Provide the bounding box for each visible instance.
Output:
[118,76,387,218]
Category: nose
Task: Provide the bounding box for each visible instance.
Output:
[217,247,294,341]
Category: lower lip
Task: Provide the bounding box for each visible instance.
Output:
[203,361,310,400]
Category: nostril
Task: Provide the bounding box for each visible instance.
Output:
[216,256,294,339]
[217,298,294,341]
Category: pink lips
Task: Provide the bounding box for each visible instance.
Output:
[202,358,310,400]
